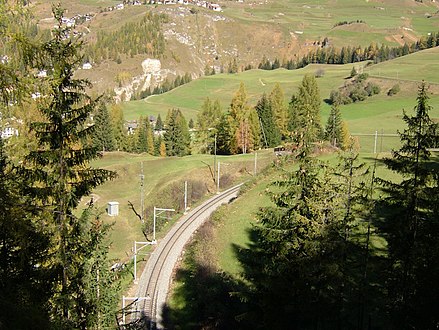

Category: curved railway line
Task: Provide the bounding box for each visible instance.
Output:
[126,183,243,329]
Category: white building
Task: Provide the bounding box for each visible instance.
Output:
[82,62,92,70]
[107,202,119,216]
[1,127,18,139]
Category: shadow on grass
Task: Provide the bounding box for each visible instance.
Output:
[161,263,254,330]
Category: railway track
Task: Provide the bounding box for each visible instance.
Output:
[126,183,243,329]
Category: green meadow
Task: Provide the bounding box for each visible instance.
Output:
[222,0,439,46]
[88,150,275,261]
[364,47,439,83]
[122,48,439,155]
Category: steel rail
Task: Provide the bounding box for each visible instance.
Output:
[131,183,243,329]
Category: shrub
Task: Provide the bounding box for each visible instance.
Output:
[365,82,381,96]
[387,84,401,96]
[356,73,369,82]
[349,86,368,102]
[350,66,358,78]
[315,68,325,78]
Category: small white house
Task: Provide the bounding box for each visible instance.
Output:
[107,202,119,216]
[210,4,222,11]
[1,127,18,139]
[82,62,92,70]
[37,70,47,78]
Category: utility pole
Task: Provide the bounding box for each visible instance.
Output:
[374,130,378,154]
[254,152,257,176]
[184,181,188,214]
[217,161,220,193]
[140,162,145,223]
[153,207,175,243]
[133,241,154,282]
[214,133,217,183]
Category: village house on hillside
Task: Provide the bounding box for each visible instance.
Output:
[1,126,18,139]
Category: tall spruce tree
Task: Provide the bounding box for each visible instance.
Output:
[135,116,146,153]
[0,137,53,329]
[378,82,439,328]
[255,93,281,148]
[93,100,115,152]
[243,152,334,328]
[215,112,234,155]
[155,113,164,131]
[240,147,375,328]
[164,108,191,156]
[22,6,116,328]
[325,104,343,148]
[110,104,127,151]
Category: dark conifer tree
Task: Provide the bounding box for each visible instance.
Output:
[0,138,52,329]
[255,93,281,148]
[215,112,234,155]
[378,82,439,328]
[22,6,117,328]
[163,108,191,156]
[93,100,115,152]
[325,104,343,148]
[155,113,164,131]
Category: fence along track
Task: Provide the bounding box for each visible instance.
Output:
[130,184,243,329]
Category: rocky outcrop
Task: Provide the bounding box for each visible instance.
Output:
[114,58,176,103]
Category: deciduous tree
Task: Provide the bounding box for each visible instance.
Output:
[289,75,323,151]
[269,83,289,139]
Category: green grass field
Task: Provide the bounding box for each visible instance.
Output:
[223,0,439,45]
[364,47,439,84]
[87,150,274,261]
[122,49,439,156]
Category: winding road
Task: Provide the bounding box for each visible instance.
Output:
[128,183,243,329]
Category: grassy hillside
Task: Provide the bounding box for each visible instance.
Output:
[32,0,439,95]
[85,150,274,261]
[122,48,439,151]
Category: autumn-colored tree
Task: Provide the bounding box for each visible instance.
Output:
[229,82,261,153]
[269,83,289,139]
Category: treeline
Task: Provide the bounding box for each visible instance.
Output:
[85,11,167,64]
[92,102,192,157]
[194,76,349,155]
[131,72,192,100]
[242,82,439,329]
[333,19,366,27]
[95,75,346,159]
[256,31,439,70]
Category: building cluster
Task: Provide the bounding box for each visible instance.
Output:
[147,0,222,11]
[60,13,94,28]
[106,0,222,12]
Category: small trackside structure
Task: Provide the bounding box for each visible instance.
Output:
[107,201,119,216]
